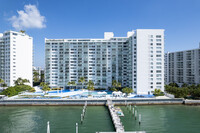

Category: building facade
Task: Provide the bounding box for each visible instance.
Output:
[0,31,33,87]
[165,45,200,86]
[45,29,164,94]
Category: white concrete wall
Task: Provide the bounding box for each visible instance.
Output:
[10,31,33,86]
[136,29,164,94]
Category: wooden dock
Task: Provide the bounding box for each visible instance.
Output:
[97,100,146,133]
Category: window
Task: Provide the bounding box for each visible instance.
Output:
[156,35,161,38]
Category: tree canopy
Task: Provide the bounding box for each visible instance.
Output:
[14,78,30,86]
[87,80,94,91]
[165,83,200,99]
[122,87,133,95]
[40,82,50,92]
[0,85,33,97]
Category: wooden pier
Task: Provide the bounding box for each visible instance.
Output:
[97,100,146,133]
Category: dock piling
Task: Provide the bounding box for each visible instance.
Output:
[135,110,137,120]
[139,114,141,125]
[47,121,50,133]
[76,123,78,133]
[81,114,83,123]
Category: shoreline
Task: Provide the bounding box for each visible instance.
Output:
[1,98,194,106]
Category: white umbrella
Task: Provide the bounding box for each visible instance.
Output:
[47,121,50,133]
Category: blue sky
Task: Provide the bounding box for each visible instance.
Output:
[1,0,200,68]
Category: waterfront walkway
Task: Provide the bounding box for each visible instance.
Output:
[108,99,124,132]
[99,100,146,133]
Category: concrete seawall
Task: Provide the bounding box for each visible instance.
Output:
[184,100,200,105]
[0,98,184,106]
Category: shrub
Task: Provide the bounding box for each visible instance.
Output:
[29,88,36,92]
[122,87,133,94]
[0,85,33,97]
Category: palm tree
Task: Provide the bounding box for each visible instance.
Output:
[122,87,133,96]
[67,81,72,89]
[71,81,76,89]
[112,80,117,87]
[1,83,7,90]
[40,82,50,93]
[0,78,4,86]
[112,80,121,91]
[20,30,25,33]
[154,89,161,95]
[14,78,29,86]
[87,80,94,96]
[78,77,85,90]
[22,79,30,84]
[33,71,39,82]
[67,81,76,89]
[40,82,46,87]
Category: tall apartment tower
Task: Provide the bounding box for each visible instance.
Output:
[165,45,200,86]
[45,29,164,94]
[0,31,33,87]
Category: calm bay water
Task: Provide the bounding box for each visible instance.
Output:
[120,105,200,133]
[0,106,114,133]
[0,105,200,133]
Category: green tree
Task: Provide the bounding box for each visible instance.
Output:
[110,87,117,92]
[78,77,85,90]
[33,71,40,82]
[67,81,72,89]
[40,73,44,82]
[0,78,4,85]
[0,85,33,97]
[122,87,133,96]
[87,80,94,95]
[111,80,121,91]
[1,83,7,89]
[153,89,164,96]
[154,89,161,95]
[0,79,5,89]
[168,82,179,87]
[71,81,76,89]
[0,87,18,97]
[67,81,76,89]
[29,88,36,92]
[14,78,30,86]
[190,88,200,98]
[181,83,188,88]
[40,82,50,92]
[20,30,25,33]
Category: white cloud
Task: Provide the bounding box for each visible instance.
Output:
[9,4,46,30]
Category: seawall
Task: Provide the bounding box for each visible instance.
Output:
[184,100,200,105]
[0,98,184,106]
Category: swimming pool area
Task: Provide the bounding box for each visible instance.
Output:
[16,89,155,99]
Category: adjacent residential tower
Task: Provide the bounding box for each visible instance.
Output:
[0,31,33,87]
[165,44,200,86]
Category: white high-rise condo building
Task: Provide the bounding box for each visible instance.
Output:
[0,31,33,87]
[45,29,164,94]
[165,44,200,86]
